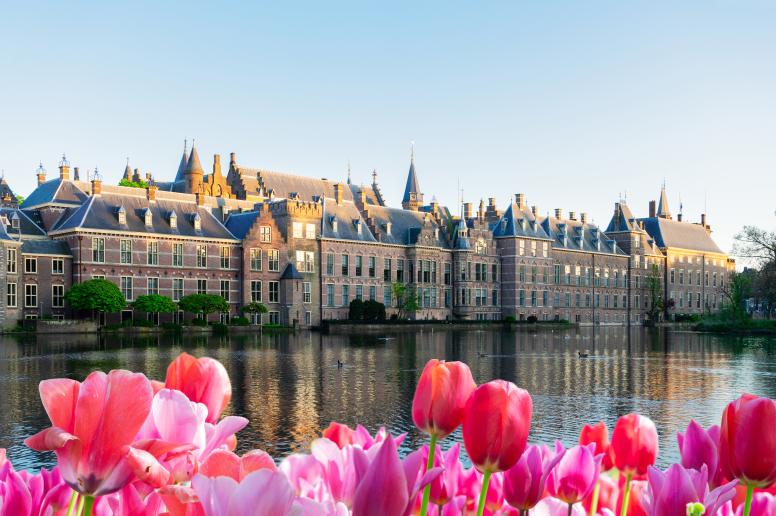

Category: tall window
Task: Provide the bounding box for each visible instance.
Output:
[259,226,271,243]
[305,223,316,239]
[355,285,363,300]
[6,248,17,273]
[220,280,230,301]
[25,257,37,274]
[52,258,64,275]
[383,286,392,306]
[293,222,303,239]
[326,284,334,306]
[147,241,159,265]
[24,284,37,307]
[173,243,184,267]
[326,253,334,275]
[368,257,376,277]
[341,254,349,276]
[444,263,451,285]
[92,238,105,263]
[268,250,279,272]
[251,280,262,302]
[269,281,279,303]
[396,259,404,282]
[296,251,314,273]
[342,285,350,305]
[355,256,363,276]
[197,279,207,294]
[250,248,262,271]
[147,277,159,295]
[7,283,17,307]
[120,240,132,264]
[197,245,207,268]
[303,282,311,303]
[172,278,184,301]
[383,258,392,282]
[220,247,230,269]
[120,277,133,300]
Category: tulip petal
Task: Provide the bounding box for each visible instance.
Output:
[24,427,78,451]
[38,378,80,433]
[226,469,295,516]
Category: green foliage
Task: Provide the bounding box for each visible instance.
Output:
[645,263,664,323]
[348,299,364,320]
[363,300,386,321]
[390,282,419,320]
[504,315,517,323]
[241,302,268,314]
[178,294,229,316]
[162,322,183,332]
[210,322,228,334]
[721,271,752,322]
[526,315,538,324]
[132,294,177,314]
[65,279,126,313]
[15,195,25,206]
[119,178,148,188]
[189,318,208,327]
[230,316,250,326]
[131,318,155,327]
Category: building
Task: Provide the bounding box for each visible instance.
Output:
[0,144,734,327]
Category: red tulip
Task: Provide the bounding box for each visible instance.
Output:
[413,359,476,438]
[25,370,153,496]
[611,414,658,477]
[719,394,776,489]
[579,421,614,471]
[165,352,231,423]
[322,421,355,448]
[462,380,532,473]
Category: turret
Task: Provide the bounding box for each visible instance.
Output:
[185,145,205,194]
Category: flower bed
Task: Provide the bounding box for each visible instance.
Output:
[1,354,774,515]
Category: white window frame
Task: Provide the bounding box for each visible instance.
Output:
[24,283,38,307]
[52,284,65,308]
[52,258,64,275]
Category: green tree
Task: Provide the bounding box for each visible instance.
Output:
[348,298,365,320]
[65,279,126,316]
[15,195,24,206]
[721,271,752,322]
[119,178,148,189]
[132,294,177,318]
[363,300,386,321]
[645,263,664,323]
[390,282,418,320]
[178,294,229,320]
[241,302,268,323]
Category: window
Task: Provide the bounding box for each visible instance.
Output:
[397,259,404,282]
[7,283,17,307]
[305,311,312,325]
[444,263,451,285]
[268,250,279,272]
[341,254,349,276]
[268,311,279,324]
[326,253,334,275]
[121,277,133,300]
[369,285,376,301]
[147,241,159,265]
[293,222,303,239]
[173,278,184,301]
[52,258,64,275]
[92,238,105,263]
[197,279,207,294]
[355,256,363,276]
[24,284,37,307]
[492,264,497,282]
[355,285,363,300]
[269,281,279,303]
[25,257,37,274]
[6,248,17,273]
[250,248,262,271]
[220,247,230,269]
[306,223,316,239]
[92,275,105,280]
[120,240,132,264]
[296,251,315,273]
[251,280,262,302]
[303,282,312,303]
[519,240,525,256]
[173,243,184,267]
[383,286,392,306]
[342,285,350,306]
[519,289,525,306]
[147,277,159,295]
[492,289,498,306]
[326,284,335,306]
[259,226,271,242]
[368,256,376,277]
[220,280,230,301]
[196,245,207,268]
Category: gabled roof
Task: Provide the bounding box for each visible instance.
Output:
[0,207,47,237]
[492,202,552,240]
[224,211,260,239]
[321,199,376,243]
[639,217,723,254]
[605,202,638,233]
[22,179,88,208]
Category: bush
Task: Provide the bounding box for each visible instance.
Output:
[189,318,208,327]
[210,322,228,334]
[674,313,701,323]
[527,315,538,324]
[231,316,250,326]
[162,322,182,332]
[132,319,155,327]
[348,299,365,320]
[504,315,517,323]
[363,300,386,321]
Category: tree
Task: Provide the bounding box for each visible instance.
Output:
[752,262,776,318]
[132,294,177,316]
[15,195,24,206]
[348,299,365,320]
[65,279,126,316]
[720,271,752,322]
[645,263,664,323]
[178,294,229,319]
[733,224,776,266]
[363,300,386,321]
[118,178,148,189]
[390,282,418,320]
[241,302,268,323]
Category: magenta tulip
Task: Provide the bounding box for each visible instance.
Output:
[503,445,551,511]
[678,420,724,488]
[643,464,737,516]
[719,394,776,489]
[428,443,463,506]
[546,444,601,505]
[352,436,409,516]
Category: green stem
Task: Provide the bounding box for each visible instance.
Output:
[419,433,438,516]
[589,480,601,516]
[76,495,85,516]
[476,470,492,516]
[66,490,79,516]
[619,472,632,516]
[742,483,755,516]
[81,495,94,516]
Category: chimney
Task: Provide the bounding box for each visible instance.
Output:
[430,199,438,213]
[333,183,344,206]
[230,152,237,166]
[464,202,473,219]
[73,167,80,181]
[358,188,367,207]
[91,177,102,196]
[515,193,526,209]
[489,197,496,206]
[36,164,46,186]
[554,208,563,219]
[701,213,708,230]
[531,205,538,217]
[213,154,222,176]
[196,192,205,206]
[677,213,683,222]
[59,162,70,181]
[147,185,158,201]
[649,200,656,218]
[581,212,588,224]
[569,211,576,221]
[478,199,485,220]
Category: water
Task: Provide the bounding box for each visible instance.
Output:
[2,327,775,472]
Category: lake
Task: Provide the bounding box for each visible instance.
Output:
[2,326,775,472]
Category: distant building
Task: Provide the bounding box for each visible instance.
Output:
[0,144,734,327]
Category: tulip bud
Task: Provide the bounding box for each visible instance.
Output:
[412,359,476,438]
[719,394,776,489]
[611,413,659,477]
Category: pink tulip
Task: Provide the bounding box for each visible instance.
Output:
[412,359,476,438]
[532,497,587,515]
[616,479,647,516]
[200,449,275,481]
[719,394,776,489]
[0,462,32,515]
[583,473,618,514]
[279,453,327,501]
[165,352,232,423]
[192,468,295,516]
[611,414,659,478]
[579,421,614,471]
[643,464,737,516]
[106,483,163,515]
[546,444,602,505]
[503,445,551,511]
[322,422,356,448]
[678,420,724,488]
[25,370,153,496]
[352,436,409,516]
[428,443,463,506]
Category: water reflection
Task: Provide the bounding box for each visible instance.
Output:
[1,327,775,472]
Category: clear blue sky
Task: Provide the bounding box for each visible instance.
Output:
[2,1,775,254]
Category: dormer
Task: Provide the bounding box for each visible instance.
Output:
[169,210,177,229]
[144,208,153,227]
[385,222,392,235]
[193,213,202,232]
[329,215,338,232]
[11,212,20,230]
[117,206,127,225]
[353,219,362,234]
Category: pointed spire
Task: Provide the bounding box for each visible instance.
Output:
[402,142,423,210]
[174,139,189,182]
[657,183,671,219]
[186,144,204,176]
[123,157,132,181]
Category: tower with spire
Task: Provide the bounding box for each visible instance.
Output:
[185,144,204,194]
[174,140,189,183]
[656,183,672,220]
[401,143,423,211]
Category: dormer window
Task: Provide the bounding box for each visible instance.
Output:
[144,209,153,227]
[169,211,177,229]
[329,216,338,232]
[385,222,392,235]
[353,219,362,234]
[117,206,126,225]
[11,213,20,230]
[434,228,439,239]
[193,213,202,232]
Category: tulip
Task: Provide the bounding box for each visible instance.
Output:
[611,413,658,516]
[322,422,356,448]
[719,394,776,515]
[200,449,275,481]
[462,380,532,516]
[504,445,553,513]
[428,443,463,507]
[642,464,737,516]
[165,352,232,423]
[25,369,153,514]
[192,468,295,516]
[579,421,615,515]
[678,420,724,488]
[583,474,618,515]
[546,444,602,516]
[351,437,407,516]
[616,479,647,516]
[413,359,476,516]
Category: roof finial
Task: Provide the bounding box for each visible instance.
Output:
[371,169,377,185]
[410,141,415,162]
[347,161,352,185]
[184,138,188,153]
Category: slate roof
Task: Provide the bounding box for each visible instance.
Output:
[22,179,88,208]
[0,177,17,206]
[639,217,723,254]
[362,204,447,247]
[21,240,71,256]
[605,202,638,233]
[174,144,189,183]
[657,187,671,218]
[492,202,553,240]
[321,199,376,243]
[49,194,237,240]
[541,215,622,255]
[0,207,47,237]
[224,211,260,239]
[280,263,303,280]
[454,219,471,250]
[348,183,382,206]
[402,158,421,203]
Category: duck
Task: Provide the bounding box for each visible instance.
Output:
[578,351,589,358]
[337,360,344,368]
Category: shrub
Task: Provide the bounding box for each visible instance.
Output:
[190,318,208,327]
[363,300,386,321]
[132,294,177,315]
[504,315,517,323]
[132,319,155,327]
[162,322,183,332]
[210,322,228,334]
[527,315,538,324]
[231,316,250,326]
[65,279,126,314]
[348,299,365,321]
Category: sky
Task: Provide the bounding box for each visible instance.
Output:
[1,1,775,255]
